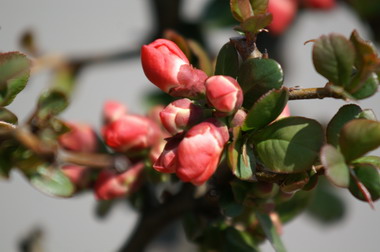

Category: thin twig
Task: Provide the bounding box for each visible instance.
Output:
[288,87,344,100]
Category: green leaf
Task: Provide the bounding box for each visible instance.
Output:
[349,164,380,202]
[252,117,324,173]
[238,13,272,33]
[0,139,19,179]
[320,144,350,188]
[237,58,283,107]
[242,87,288,131]
[312,34,355,86]
[352,156,380,168]
[0,107,18,125]
[250,0,269,15]
[214,42,240,78]
[326,104,363,147]
[37,90,68,119]
[224,227,259,252]
[339,119,380,162]
[37,68,75,119]
[230,0,253,22]
[30,165,74,197]
[307,179,346,224]
[256,211,287,252]
[350,30,377,68]
[0,52,31,106]
[350,72,379,99]
[276,190,312,223]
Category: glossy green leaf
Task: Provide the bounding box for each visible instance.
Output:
[238,58,283,107]
[30,165,74,197]
[349,164,380,202]
[252,117,324,173]
[242,87,288,131]
[352,156,380,168]
[339,119,380,162]
[326,104,363,147]
[350,72,379,99]
[214,42,240,78]
[320,144,350,188]
[238,13,272,33]
[0,52,31,106]
[256,211,287,252]
[0,107,18,125]
[224,227,259,252]
[312,34,355,86]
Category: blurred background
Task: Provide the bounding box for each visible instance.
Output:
[0,0,379,251]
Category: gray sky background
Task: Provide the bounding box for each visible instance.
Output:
[0,1,379,251]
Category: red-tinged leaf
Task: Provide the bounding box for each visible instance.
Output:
[230,0,253,22]
[349,169,375,209]
[339,119,380,162]
[0,52,31,106]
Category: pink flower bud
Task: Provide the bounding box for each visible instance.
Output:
[102,114,161,153]
[153,134,183,173]
[141,39,207,98]
[59,122,98,153]
[160,98,203,135]
[205,76,243,114]
[61,165,91,190]
[176,120,229,185]
[301,0,335,9]
[103,100,128,123]
[94,162,144,200]
[268,0,297,35]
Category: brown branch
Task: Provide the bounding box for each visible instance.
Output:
[118,183,197,252]
[288,87,344,100]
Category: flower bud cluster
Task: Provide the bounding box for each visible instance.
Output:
[141,38,248,185]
